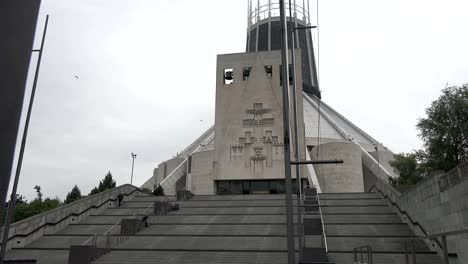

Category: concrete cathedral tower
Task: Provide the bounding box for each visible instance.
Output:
[246,0,320,98]
[143,0,395,196]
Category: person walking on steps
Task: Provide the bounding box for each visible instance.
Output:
[117,192,124,207]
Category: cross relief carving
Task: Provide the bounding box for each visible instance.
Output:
[230,103,283,172]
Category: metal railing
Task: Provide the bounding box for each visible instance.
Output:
[301,188,328,251]
[248,0,310,25]
[353,245,373,264]
[405,228,467,264]
[81,200,155,249]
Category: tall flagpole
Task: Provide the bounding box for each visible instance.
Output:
[0,15,49,263]
[279,1,296,263]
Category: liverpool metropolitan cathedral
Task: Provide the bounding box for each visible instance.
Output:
[141,1,395,196]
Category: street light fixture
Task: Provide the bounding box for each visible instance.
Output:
[131,152,137,185]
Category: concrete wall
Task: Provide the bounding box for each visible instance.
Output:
[370,150,396,177]
[140,168,158,190]
[154,157,185,186]
[191,150,215,195]
[374,161,468,263]
[312,142,364,193]
[214,50,305,181]
[0,184,140,250]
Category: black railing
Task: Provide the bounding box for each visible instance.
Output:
[405,229,467,264]
[353,245,373,264]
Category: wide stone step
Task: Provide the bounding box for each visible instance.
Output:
[322,213,402,224]
[101,207,161,215]
[316,198,386,206]
[182,200,288,207]
[152,214,297,224]
[20,235,91,248]
[325,224,413,236]
[130,196,176,202]
[328,252,445,264]
[320,205,393,214]
[100,206,299,216]
[319,193,380,199]
[168,206,297,215]
[92,250,288,264]
[55,224,120,235]
[116,236,294,251]
[326,237,430,252]
[6,249,69,264]
[138,224,292,236]
[81,214,297,224]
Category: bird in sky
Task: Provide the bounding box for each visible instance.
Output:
[74,75,79,79]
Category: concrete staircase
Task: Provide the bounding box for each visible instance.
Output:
[319,192,446,264]
[4,191,450,264]
[92,194,293,264]
[4,193,168,264]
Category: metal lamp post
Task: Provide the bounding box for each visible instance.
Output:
[130,152,137,185]
[278,1,296,263]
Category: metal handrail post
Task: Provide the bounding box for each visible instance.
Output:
[367,246,372,264]
[353,248,358,263]
[441,236,449,264]
[405,241,409,264]
[411,240,416,264]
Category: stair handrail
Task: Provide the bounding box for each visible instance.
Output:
[316,192,328,252]
[371,183,438,244]
[404,228,467,264]
[301,188,328,252]
[106,201,155,250]
[82,196,155,248]
[159,159,188,192]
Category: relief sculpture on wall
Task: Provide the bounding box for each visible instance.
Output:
[230,103,283,172]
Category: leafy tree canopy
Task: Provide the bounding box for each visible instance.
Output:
[389,153,424,187]
[389,84,468,187]
[417,85,468,172]
[34,185,42,202]
[89,171,117,196]
[153,185,165,196]
[64,185,83,204]
[98,171,116,192]
[11,187,61,223]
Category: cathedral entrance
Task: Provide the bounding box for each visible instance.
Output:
[215,179,307,195]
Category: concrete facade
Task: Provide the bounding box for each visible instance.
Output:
[311,142,364,193]
[191,150,215,195]
[0,184,140,251]
[374,161,468,264]
[214,50,305,182]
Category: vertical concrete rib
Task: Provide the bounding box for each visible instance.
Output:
[255,0,260,52]
[247,0,251,52]
[268,0,272,51]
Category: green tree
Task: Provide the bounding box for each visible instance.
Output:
[153,185,165,196]
[98,171,116,192]
[64,185,83,204]
[12,187,61,223]
[34,185,43,202]
[389,153,424,187]
[89,186,100,196]
[89,171,117,196]
[416,85,468,172]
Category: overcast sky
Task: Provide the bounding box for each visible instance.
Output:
[11,0,468,200]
